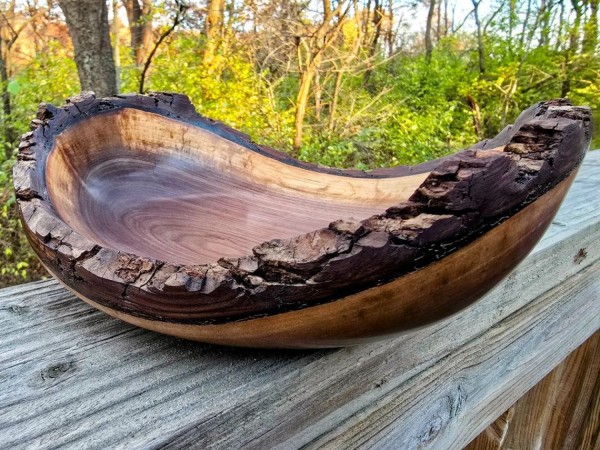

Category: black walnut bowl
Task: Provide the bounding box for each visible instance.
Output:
[13,92,592,348]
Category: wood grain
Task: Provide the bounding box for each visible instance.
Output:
[13,92,592,347]
[45,108,429,265]
[0,151,598,448]
[45,171,578,347]
[467,330,600,450]
[464,409,515,450]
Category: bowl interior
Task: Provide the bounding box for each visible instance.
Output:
[46,108,430,264]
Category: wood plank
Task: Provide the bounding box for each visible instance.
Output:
[303,263,599,450]
[463,409,515,450]
[0,151,598,449]
[505,331,600,450]
[466,331,600,450]
[539,152,600,245]
[579,368,600,450]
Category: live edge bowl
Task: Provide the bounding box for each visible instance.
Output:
[13,93,592,348]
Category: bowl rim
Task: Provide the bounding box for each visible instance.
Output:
[13,92,592,325]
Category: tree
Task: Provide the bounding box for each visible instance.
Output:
[364,0,385,84]
[293,0,349,152]
[561,0,582,96]
[582,0,598,54]
[58,0,117,97]
[203,0,224,67]
[425,0,435,62]
[472,0,485,74]
[0,2,45,157]
[138,0,187,93]
[123,0,153,65]
[0,2,17,158]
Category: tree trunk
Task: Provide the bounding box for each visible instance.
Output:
[372,0,383,53]
[517,0,533,51]
[124,0,141,50]
[139,0,153,65]
[425,0,436,63]
[123,0,153,66]
[508,0,516,55]
[386,0,394,55]
[138,2,186,93]
[314,69,322,122]
[363,0,372,37]
[329,69,343,132]
[466,94,483,138]
[538,0,551,47]
[203,0,225,67]
[0,50,15,159]
[293,65,316,152]
[444,0,449,36]
[436,0,441,41]
[59,0,117,97]
[112,0,120,92]
[472,0,485,74]
[556,0,566,51]
[562,0,582,96]
[292,0,347,152]
[583,0,598,54]
[364,0,383,84]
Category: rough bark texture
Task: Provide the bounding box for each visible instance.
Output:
[58,0,117,97]
[13,93,591,327]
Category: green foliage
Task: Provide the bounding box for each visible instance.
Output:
[9,42,80,135]
[0,41,78,287]
[0,189,45,287]
[130,35,296,150]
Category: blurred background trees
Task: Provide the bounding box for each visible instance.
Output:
[0,0,598,286]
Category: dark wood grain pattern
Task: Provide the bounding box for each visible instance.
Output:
[13,92,592,347]
[44,108,429,265]
[46,172,579,348]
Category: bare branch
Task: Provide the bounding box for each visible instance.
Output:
[139,1,188,93]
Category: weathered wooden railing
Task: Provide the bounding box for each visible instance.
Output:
[1,151,599,449]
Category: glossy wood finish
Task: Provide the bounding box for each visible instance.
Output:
[45,108,428,264]
[47,172,577,348]
[13,92,592,347]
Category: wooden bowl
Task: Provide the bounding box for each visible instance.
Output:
[14,93,592,348]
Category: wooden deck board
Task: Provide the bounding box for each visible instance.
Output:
[0,151,599,449]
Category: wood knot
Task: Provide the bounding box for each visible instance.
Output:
[6,304,29,315]
[403,383,467,448]
[40,361,76,382]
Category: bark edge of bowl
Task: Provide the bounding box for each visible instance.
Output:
[13,92,592,348]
